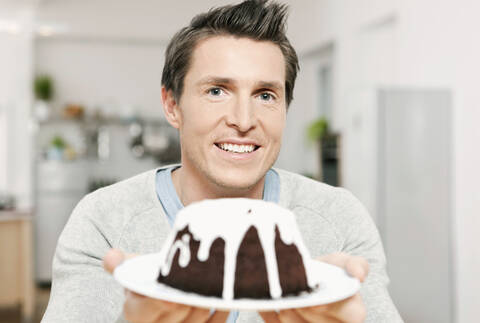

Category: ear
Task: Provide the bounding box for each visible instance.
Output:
[161,87,181,129]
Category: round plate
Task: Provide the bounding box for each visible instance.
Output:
[114,252,360,311]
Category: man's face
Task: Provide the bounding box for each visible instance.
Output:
[173,36,286,192]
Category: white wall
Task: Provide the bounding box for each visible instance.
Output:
[35,0,319,47]
[35,39,166,120]
[0,98,6,192]
[286,0,398,217]
[276,45,324,175]
[35,0,230,42]
[305,0,480,321]
[395,1,480,321]
[0,5,35,208]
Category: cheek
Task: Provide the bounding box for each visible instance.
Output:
[180,104,221,140]
[265,111,286,142]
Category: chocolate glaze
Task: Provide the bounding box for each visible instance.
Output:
[157,225,311,299]
[275,226,312,296]
[157,226,225,297]
[234,226,271,298]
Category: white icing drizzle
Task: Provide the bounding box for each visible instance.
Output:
[161,234,191,276]
[158,198,315,299]
[257,222,282,298]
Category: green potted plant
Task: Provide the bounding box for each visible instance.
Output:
[47,135,67,160]
[307,117,329,142]
[307,117,340,185]
[50,135,66,150]
[34,75,54,101]
[33,75,54,121]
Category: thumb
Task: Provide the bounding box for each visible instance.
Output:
[207,310,230,323]
[259,311,281,323]
[317,252,369,282]
[103,248,137,274]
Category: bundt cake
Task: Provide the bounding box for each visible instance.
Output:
[157,198,315,299]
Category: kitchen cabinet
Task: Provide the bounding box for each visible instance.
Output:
[0,211,35,321]
[35,160,89,282]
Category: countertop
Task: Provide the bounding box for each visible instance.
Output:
[0,210,32,222]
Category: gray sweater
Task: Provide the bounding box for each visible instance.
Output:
[42,167,402,323]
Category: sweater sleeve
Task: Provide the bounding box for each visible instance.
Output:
[41,194,127,323]
[329,188,403,323]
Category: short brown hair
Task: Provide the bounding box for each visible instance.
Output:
[161,0,299,107]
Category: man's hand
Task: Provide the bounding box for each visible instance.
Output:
[260,253,369,323]
[103,249,229,323]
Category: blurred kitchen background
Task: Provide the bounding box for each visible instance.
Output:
[0,0,479,322]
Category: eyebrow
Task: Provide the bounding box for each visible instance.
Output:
[196,76,234,87]
[196,76,284,92]
[256,81,283,92]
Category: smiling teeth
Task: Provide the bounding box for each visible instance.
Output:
[219,143,255,153]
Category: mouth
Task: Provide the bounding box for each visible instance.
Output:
[214,142,261,154]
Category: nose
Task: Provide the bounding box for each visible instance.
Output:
[225,95,257,132]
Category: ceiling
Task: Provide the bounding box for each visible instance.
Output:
[1,0,321,52]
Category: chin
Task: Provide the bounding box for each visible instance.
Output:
[209,168,263,192]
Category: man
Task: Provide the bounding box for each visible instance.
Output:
[42,1,402,322]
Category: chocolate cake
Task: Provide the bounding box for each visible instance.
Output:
[157,198,315,299]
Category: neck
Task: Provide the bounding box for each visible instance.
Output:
[171,165,266,206]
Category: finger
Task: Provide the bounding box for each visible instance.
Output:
[262,308,341,323]
[124,290,178,322]
[181,307,210,323]
[326,294,366,323]
[317,253,369,282]
[156,304,191,323]
[259,311,282,323]
[345,257,369,282]
[103,248,138,274]
[206,310,230,323]
[295,307,341,323]
[302,294,366,323]
[278,309,309,323]
[103,249,125,274]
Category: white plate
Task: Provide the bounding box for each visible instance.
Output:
[114,253,360,311]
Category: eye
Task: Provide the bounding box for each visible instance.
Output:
[259,92,275,102]
[208,87,224,96]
